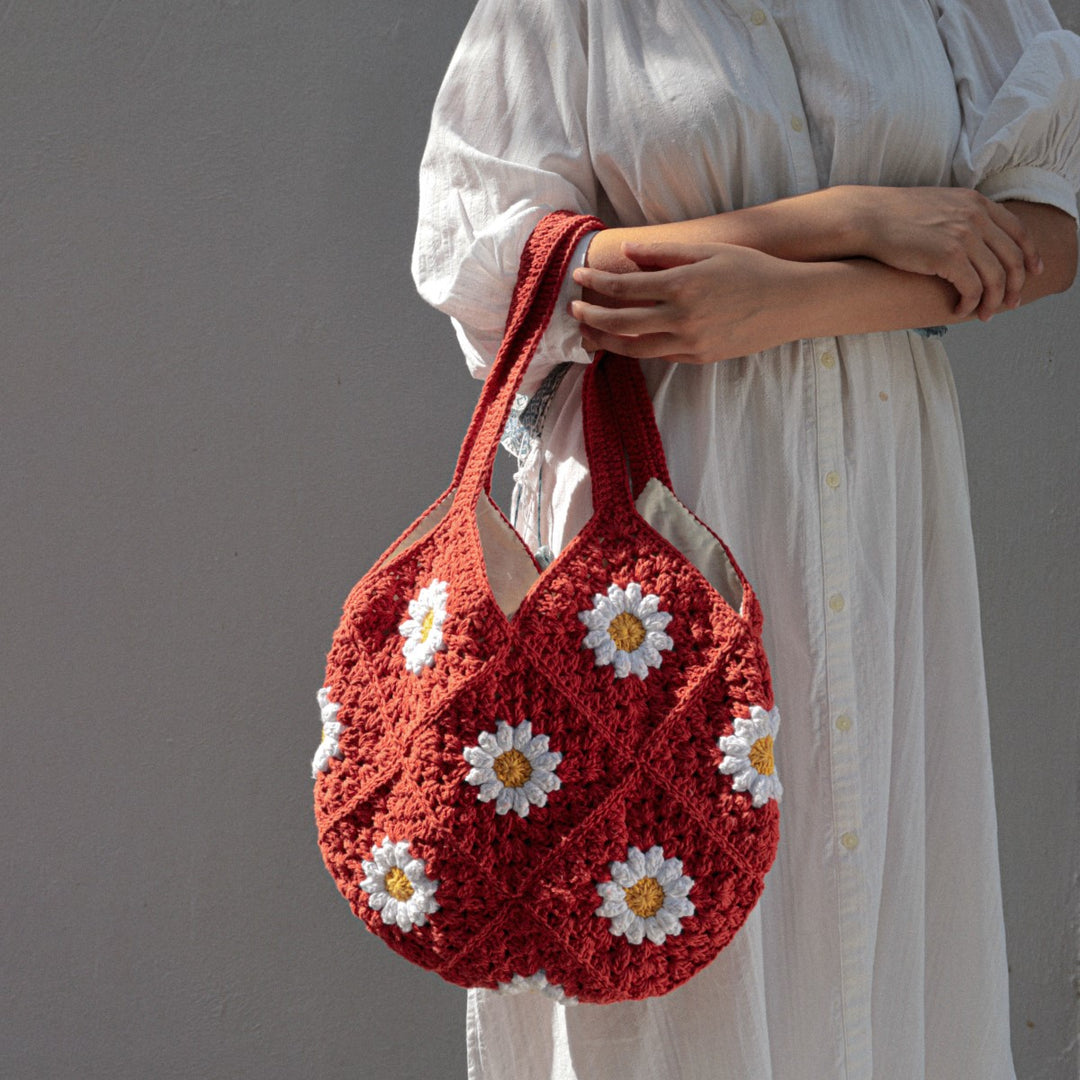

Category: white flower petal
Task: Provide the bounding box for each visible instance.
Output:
[636,643,661,668]
[463,746,494,767]
[644,846,665,876]
[653,908,679,934]
[626,848,646,878]
[495,724,513,752]
[607,585,628,614]
[644,919,668,945]
[612,649,632,679]
[521,779,544,803]
[637,593,660,615]
[664,876,693,898]
[664,895,695,918]
[719,736,751,756]
[513,721,533,748]
[593,638,618,666]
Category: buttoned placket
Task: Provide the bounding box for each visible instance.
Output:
[739,4,873,1073]
[812,337,871,1080]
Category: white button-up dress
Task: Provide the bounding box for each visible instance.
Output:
[411,1,1080,1077]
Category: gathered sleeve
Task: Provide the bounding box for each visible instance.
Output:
[933,0,1080,221]
[411,0,599,391]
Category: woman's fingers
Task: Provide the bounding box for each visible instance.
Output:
[578,325,683,360]
[982,225,1030,309]
[572,265,664,302]
[985,199,1043,276]
[570,298,672,336]
[944,256,985,318]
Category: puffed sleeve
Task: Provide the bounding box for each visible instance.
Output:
[411,0,598,392]
[933,0,1080,220]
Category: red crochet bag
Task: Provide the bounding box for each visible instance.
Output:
[312,211,782,1005]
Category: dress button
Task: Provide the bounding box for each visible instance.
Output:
[819,351,836,368]
[825,470,841,490]
[751,8,767,25]
[790,116,804,133]
[841,831,859,851]
[829,593,845,613]
[835,713,852,731]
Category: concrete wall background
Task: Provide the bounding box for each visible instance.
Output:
[1,2,1076,1077]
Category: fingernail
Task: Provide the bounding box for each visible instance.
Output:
[572,268,586,283]
[1036,257,1044,273]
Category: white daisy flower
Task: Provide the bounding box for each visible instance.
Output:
[311,686,344,778]
[578,581,674,680]
[595,844,695,946]
[359,837,440,932]
[463,719,563,817]
[398,578,449,675]
[717,704,783,808]
[496,970,578,1005]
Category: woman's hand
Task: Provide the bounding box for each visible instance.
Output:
[570,241,810,364]
[846,186,1042,320]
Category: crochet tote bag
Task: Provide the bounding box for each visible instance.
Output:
[312,211,782,1005]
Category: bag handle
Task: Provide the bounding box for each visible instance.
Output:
[598,357,672,498]
[453,212,605,504]
[591,352,760,627]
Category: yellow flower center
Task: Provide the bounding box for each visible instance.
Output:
[749,734,775,776]
[419,609,435,643]
[384,866,414,902]
[624,876,665,918]
[608,612,646,652]
[493,748,532,788]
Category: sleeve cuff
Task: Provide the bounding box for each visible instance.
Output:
[978,166,1080,222]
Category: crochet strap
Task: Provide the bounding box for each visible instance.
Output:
[578,352,636,513]
[599,357,672,499]
[453,212,605,503]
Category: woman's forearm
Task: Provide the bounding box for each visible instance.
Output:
[569,201,1076,364]
[585,187,866,273]
[585,187,1068,319]
[781,201,1075,341]
[787,200,1076,343]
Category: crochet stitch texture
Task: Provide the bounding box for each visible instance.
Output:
[314,212,780,1004]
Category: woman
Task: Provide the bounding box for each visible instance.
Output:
[412,1,1080,1077]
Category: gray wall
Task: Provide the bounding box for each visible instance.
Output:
[1,3,1077,1078]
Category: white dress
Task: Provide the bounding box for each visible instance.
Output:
[411,1,1080,1078]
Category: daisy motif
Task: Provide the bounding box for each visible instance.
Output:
[496,970,578,1005]
[595,844,695,946]
[360,837,440,932]
[578,581,674,680]
[717,704,783,808]
[311,686,344,778]
[398,578,449,675]
[463,719,563,817]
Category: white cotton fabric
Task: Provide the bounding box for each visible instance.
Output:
[411,1,1080,1078]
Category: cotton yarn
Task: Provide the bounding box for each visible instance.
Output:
[313,212,780,1004]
